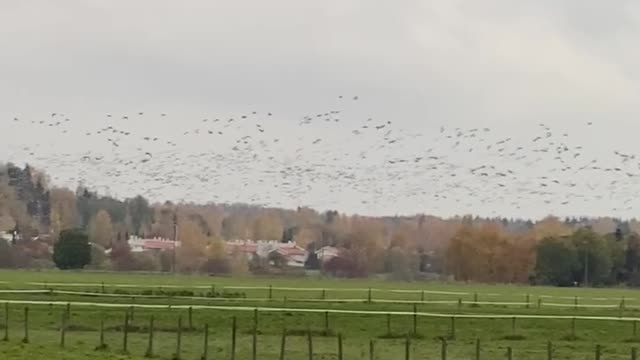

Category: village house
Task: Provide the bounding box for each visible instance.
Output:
[0,230,21,244]
[315,246,340,263]
[225,240,308,267]
[0,231,13,244]
[269,242,308,267]
[127,235,180,252]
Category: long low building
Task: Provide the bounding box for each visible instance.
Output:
[127,236,180,252]
[226,240,308,267]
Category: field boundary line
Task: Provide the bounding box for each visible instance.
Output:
[2,299,639,322]
[5,282,636,302]
[0,289,633,308]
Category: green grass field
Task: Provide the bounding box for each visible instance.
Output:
[1,270,640,359]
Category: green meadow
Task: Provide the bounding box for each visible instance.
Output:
[1,270,640,359]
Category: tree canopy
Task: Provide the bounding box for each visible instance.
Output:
[53,229,91,270]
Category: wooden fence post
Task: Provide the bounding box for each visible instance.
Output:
[130,305,135,322]
[307,329,313,360]
[412,304,417,335]
[473,293,478,304]
[421,290,425,302]
[253,308,259,330]
[458,298,462,309]
[324,311,329,333]
[595,344,601,360]
[188,306,193,329]
[571,318,576,338]
[60,310,66,348]
[369,340,375,360]
[526,294,530,308]
[507,346,513,360]
[269,285,273,300]
[231,316,237,360]
[405,336,411,360]
[511,317,516,335]
[547,341,552,360]
[2,302,8,342]
[122,311,129,353]
[279,328,286,360]
[252,325,257,360]
[440,338,447,360]
[145,315,154,358]
[201,323,209,360]
[538,298,542,309]
[321,289,326,300]
[97,313,106,350]
[66,303,71,322]
[475,339,480,360]
[368,288,372,303]
[338,333,343,360]
[450,316,456,339]
[634,321,637,337]
[386,313,391,335]
[175,315,182,360]
[22,306,28,344]
[632,347,637,360]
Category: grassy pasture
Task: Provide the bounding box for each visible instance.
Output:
[1,270,640,359]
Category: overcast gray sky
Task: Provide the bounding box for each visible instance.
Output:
[2,1,640,219]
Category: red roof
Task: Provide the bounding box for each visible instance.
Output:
[275,246,306,257]
[143,240,176,250]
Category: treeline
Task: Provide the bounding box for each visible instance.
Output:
[446,220,640,286]
[1,162,640,285]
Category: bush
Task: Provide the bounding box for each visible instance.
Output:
[130,252,161,271]
[323,256,362,278]
[304,251,321,270]
[53,229,91,269]
[0,241,14,268]
[200,256,231,274]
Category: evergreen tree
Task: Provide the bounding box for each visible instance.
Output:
[53,229,91,269]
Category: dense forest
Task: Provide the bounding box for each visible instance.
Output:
[1,162,640,286]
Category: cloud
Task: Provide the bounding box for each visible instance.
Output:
[2,0,640,217]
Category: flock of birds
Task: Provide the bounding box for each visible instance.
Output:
[2,96,640,218]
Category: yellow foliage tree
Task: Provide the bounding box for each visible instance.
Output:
[293,226,317,249]
[176,218,208,272]
[532,216,571,240]
[50,188,78,239]
[252,211,283,240]
[446,222,535,283]
[88,210,113,247]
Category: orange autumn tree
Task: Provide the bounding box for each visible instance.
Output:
[446,222,535,283]
[175,218,208,272]
[532,216,572,240]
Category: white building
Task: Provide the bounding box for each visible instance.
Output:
[0,231,12,244]
[315,246,340,263]
[226,240,308,267]
[127,236,180,252]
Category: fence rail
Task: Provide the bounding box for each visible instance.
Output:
[0,304,638,360]
[0,281,631,302]
[1,299,639,321]
[0,288,634,309]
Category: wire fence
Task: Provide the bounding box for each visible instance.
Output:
[1,302,639,360]
[0,287,635,310]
